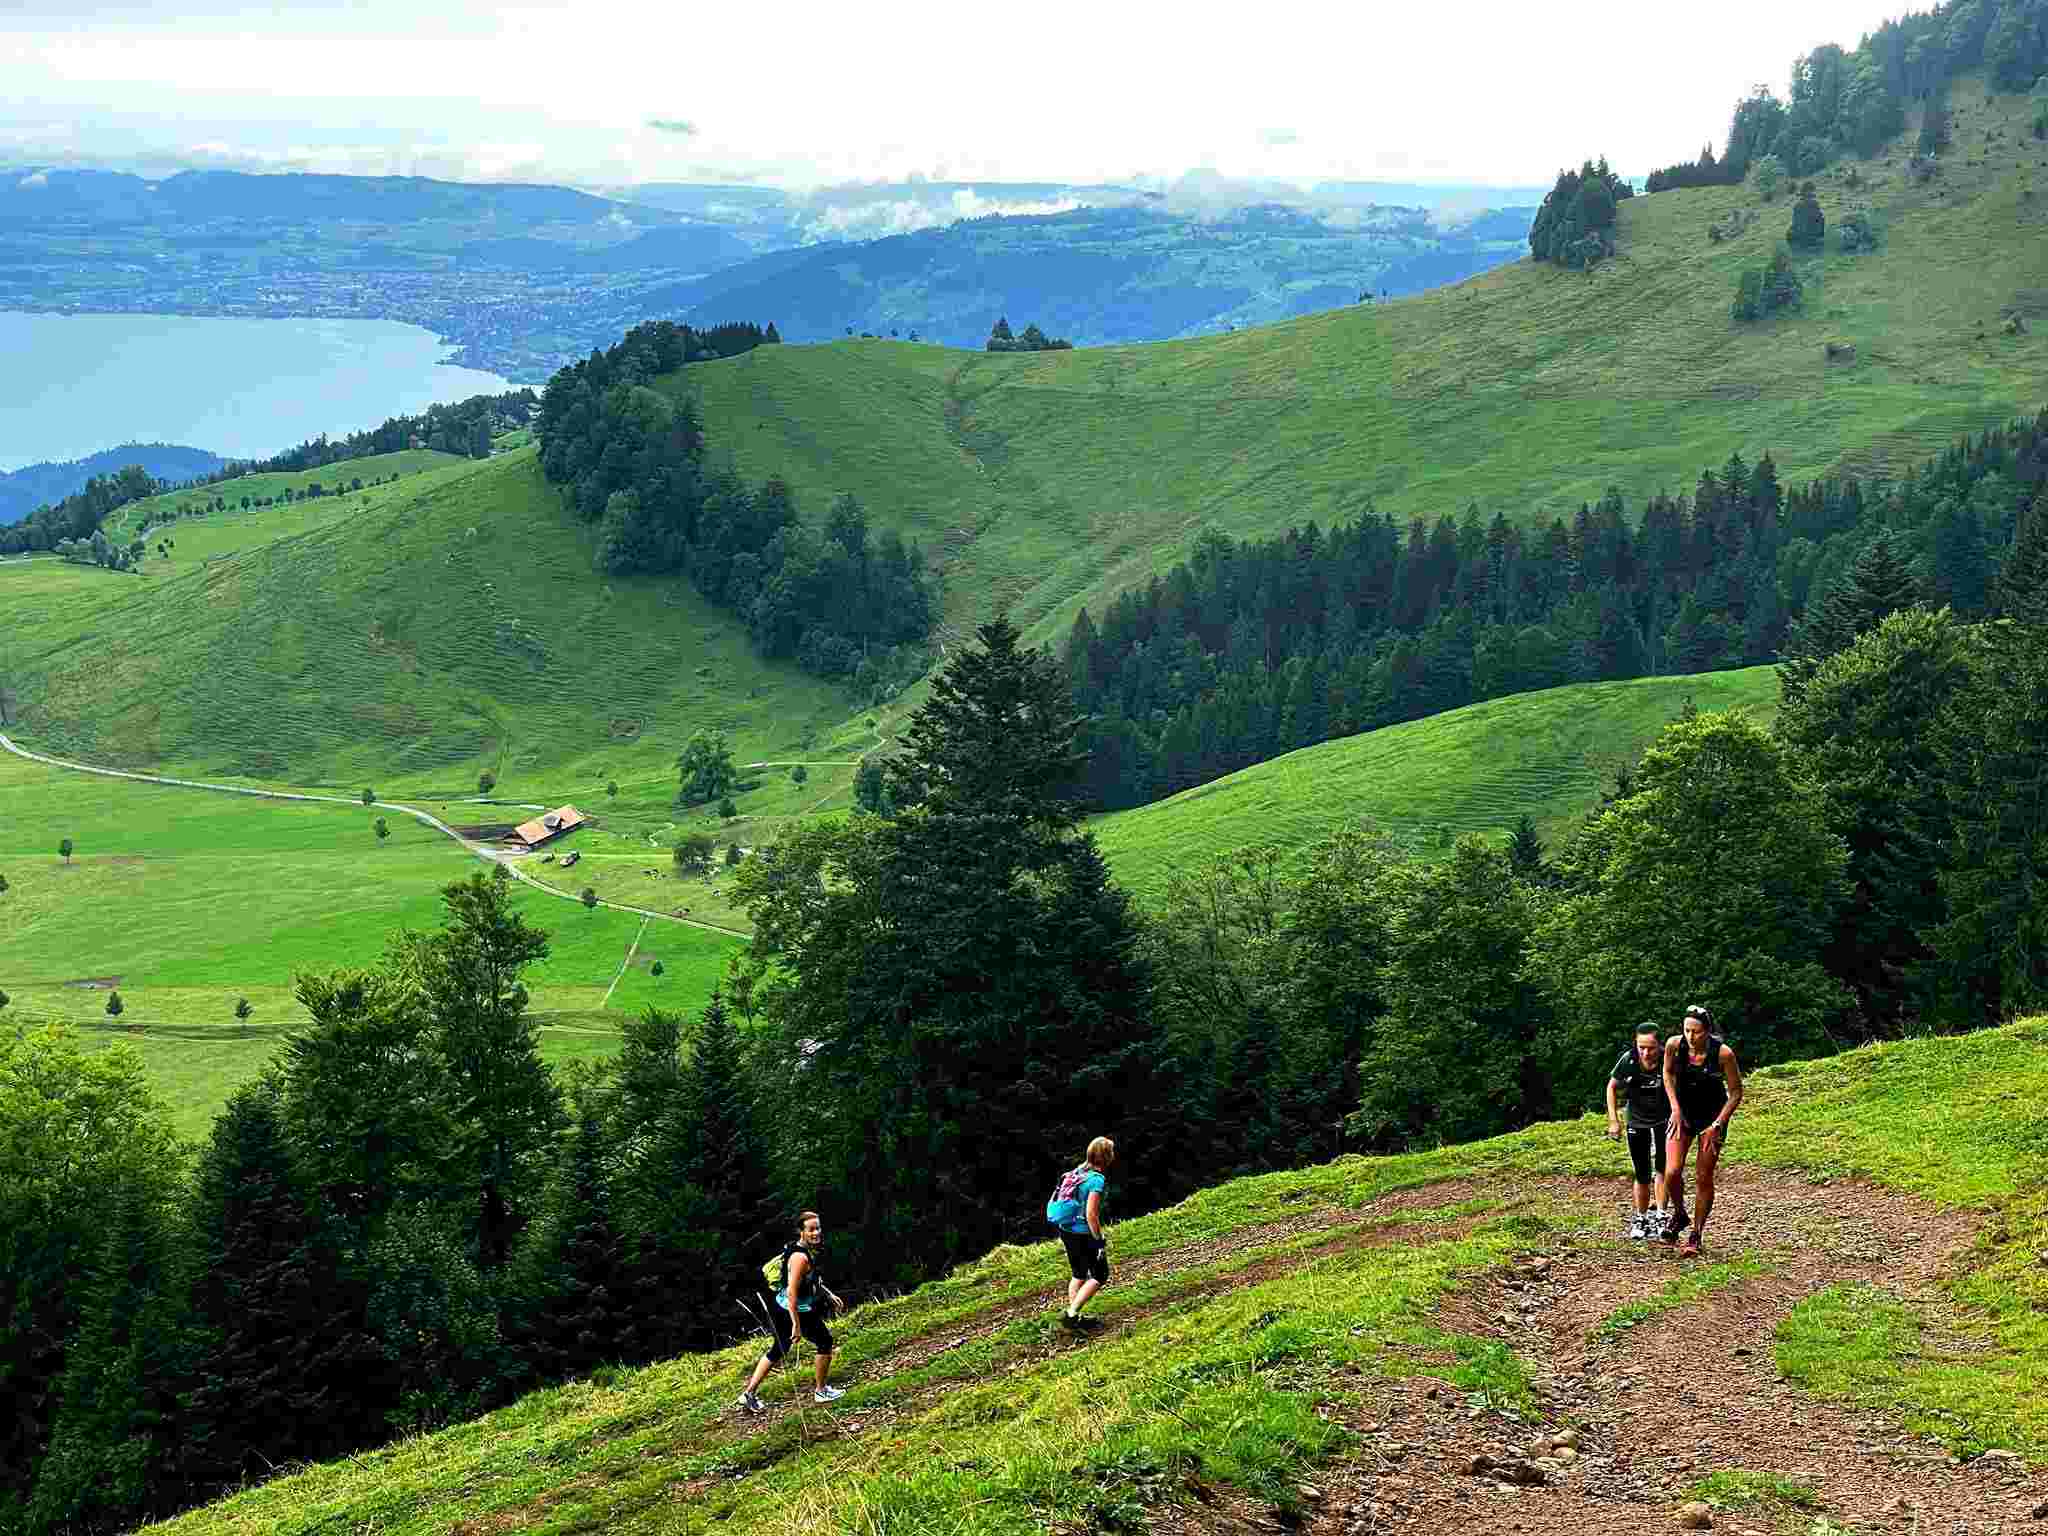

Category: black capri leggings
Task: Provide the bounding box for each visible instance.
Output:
[1627,1122,1668,1185]
[763,1303,833,1363]
[1061,1229,1109,1285]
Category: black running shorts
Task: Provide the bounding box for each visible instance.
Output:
[1627,1122,1668,1184]
[1060,1229,1109,1285]
[1676,1109,1731,1147]
[763,1304,833,1362]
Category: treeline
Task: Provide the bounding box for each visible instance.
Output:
[0,464,159,556]
[1063,412,2046,813]
[536,320,936,694]
[9,573,2048,1529]
[206,386,540,478]
[2,880,779,1533]
[1647,0,2048,192]
[986,316,1074,351]
[1527,159,1633,268]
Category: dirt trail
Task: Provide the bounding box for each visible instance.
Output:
[1153,1166,2043,1536]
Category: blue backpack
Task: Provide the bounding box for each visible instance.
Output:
[1045,1164,1092,1228]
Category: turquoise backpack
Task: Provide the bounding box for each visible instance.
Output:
[1045,1164,1092,1228]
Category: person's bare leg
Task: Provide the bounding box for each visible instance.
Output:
[814,1350,833,1390]
[1662,1130,1693,1229]
[1633,1177,1650,1215]
[1068,1276,1082,1311]
[1071,1277,1102,1315]
[1695,1135,1721,1235]
[745,1354,773,1396]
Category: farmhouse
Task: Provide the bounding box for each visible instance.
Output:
[503,805,588,852]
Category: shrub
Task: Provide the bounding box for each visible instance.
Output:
[1787,182,1826,249]
[579,887,598,910]
[1750,153,1786,201]
[1837,207,1877,253]
[104,990,124,1018]
[478,771,496,795]
[717,796,737,820]
[649,959,664,977]
[673,833,715,873]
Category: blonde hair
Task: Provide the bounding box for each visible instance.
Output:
[1086,1136,1116,1171]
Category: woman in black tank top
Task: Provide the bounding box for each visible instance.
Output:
[1660,1006,1744,1258]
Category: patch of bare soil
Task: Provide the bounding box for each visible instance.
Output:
[1155,1167,2043,1536]
[61,975,121,988]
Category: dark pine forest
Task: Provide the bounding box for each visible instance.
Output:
[1066,414,2047,812]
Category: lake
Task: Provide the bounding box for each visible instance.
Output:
[0,311,516,472]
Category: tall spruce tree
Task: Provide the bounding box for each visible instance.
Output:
[25,1182,188,1535]
[399,874,564,1269]
[179,1079,381,1492]
[1997,501,2048,625]
[1775,608,1973,1030]
[1507,814,1548,882]
[738,618,1172,1287]
[1924,608,2048,1023]
[514,1095,631,1381]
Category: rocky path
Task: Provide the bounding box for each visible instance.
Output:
[1154,1166,2042,1535]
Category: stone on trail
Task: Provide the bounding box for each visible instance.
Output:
[1677,1501,1714,1529]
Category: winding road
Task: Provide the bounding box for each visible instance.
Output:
[0,730,749,939]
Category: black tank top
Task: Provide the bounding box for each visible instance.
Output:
[1676,1037,1728,1120]
[778,1242,821,1306]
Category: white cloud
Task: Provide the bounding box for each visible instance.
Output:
[16,170,48,188]
[1,0,1905,189]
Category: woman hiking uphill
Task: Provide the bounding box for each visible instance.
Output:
[736,1211,846,1415]
[1047,1137,1115,1332]
[1659,1005,1744,1258]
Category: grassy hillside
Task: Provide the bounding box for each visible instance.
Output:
[0,745,743,1137]
[681,77,2048,650]
[0,446,868,788]
[146,1016,2048,1535]
[1094,667,1779,901]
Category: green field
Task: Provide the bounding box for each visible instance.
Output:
[1094,667,1779,901]
[147,1016,2048,1535]
[0,746,742,1136]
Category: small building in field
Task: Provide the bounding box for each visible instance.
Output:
[503,805,588,852]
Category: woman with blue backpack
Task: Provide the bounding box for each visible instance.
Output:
[1046,1137,1116,1332]
[735,1211,847,1414]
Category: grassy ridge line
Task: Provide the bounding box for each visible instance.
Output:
[1092,665,1779,900]
[101,448,464,545]
[685,78,2047,652]
[147,1018,2048,1535]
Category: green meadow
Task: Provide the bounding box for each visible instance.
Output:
[0,746,742,1136]
[1094,666,1779,901]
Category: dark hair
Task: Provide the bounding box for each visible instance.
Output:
[797,1210,820,1234]
[1685,1003,1712,1024]
[1634,1021,1660,1039]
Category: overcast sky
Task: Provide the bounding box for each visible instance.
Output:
[3,0,1899,190]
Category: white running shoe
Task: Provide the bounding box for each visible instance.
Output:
[1628,1211,1647,1240]
[736,1391,764,1415]
[813,1385,846,1403]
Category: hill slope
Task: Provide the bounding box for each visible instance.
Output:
[680,77,2048,650]
[146,1017,2048,1535]
[1093,667,1778,901]
[0,447,860,785]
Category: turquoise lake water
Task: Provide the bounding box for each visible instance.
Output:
[0,311,514,471]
